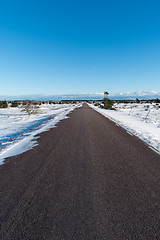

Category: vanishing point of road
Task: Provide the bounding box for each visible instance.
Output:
[1,103,160,239]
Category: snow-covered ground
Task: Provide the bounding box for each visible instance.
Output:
[0,103,81,164]
[90,103,160,154]
[1,102,159,164]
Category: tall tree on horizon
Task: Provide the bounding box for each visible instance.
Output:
[103,91,114,109]
[104,91,109,99]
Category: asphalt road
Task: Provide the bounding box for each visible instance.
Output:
[1,103,160,240]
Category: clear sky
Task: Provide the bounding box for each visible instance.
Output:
[0,0,160,97]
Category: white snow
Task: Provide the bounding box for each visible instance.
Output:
[0,103,82,164]
[1,101,160,164]
[89,102,160,154]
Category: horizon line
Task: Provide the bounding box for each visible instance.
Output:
[0,91,160,101]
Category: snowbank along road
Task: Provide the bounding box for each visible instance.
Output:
[1,103,160,239]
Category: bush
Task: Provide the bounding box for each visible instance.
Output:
[103,98,114,109]
[155,98,160,103]
[0,100,8,108]
[94,103,99,106]
[11,101,19,107]
[21,101,39,115]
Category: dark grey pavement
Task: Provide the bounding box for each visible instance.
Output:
[1,103,160,239]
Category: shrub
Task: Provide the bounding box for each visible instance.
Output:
[21,101,39,115]
[0,100,8,108]
[103,98,114,109]
[155,98,160,103]
[94,103,99,106]
[11,101,19,107]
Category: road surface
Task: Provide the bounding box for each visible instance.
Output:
[1,103,160,239]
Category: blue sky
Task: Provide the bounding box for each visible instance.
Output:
[0,0,160,99]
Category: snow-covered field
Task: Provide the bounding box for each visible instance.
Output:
[0,103,81,164]
[90,102,160,154]
[1,102,160,164]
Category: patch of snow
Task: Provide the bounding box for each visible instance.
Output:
[89,103,160,154]
[0,103,82,164]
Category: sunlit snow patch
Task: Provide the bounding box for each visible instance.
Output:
[0,103,82,164]
[89,103,160,154]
